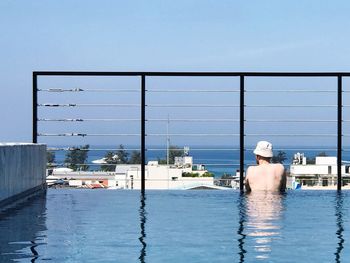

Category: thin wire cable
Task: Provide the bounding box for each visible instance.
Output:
[245,148,338,151]
[147,133,240,136]
[38,118,141,122]
[246,105,336,108]
[147,118,239,122]
[47,147,142,151]
[38,118,240,122]
[51,163,119,166]
[38,88,140,92]
[146,89,239,93]
[38,118,342,123]
[197,164,240,166]
[245,90,335,93]
[47,147,241,151]
[245,119,337,122]
[40,133,338,137]
[38,133,141,137]
[147,148,240,151]
[246,133,337,137]
[38,103,140,107]
[147,104,239,108]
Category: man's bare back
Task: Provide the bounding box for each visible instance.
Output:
[245,141,286,192]
[245,163,285,192]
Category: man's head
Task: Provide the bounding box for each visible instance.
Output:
[253,141,273,164]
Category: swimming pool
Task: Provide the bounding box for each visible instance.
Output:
[0,189,348,262]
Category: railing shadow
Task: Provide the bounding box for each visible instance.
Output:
[139,191,147,263]
[237,193,247,263]
[334,192,344,263]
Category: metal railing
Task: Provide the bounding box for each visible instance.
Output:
[33,71,350,191]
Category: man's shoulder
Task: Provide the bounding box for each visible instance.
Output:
[246,166,256,177]
[271,163,285,174]
[272,163,284,169]
[274,163,284,170]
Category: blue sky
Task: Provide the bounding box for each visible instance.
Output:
[1,0,350,146]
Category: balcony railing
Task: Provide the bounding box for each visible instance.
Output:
[33,71,350,191]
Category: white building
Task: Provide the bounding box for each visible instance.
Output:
[290,154,350,187]
[50,156,216,190]
[115,157,215,190]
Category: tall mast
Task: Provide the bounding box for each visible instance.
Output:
[166,115,170,165]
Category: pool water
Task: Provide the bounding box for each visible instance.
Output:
[0,189,349,262]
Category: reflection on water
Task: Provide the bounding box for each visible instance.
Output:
[238,191,285,261]
[0,192,47,262]
[334,192,344,263]
[139,192,147,263]
[237,193,247,263]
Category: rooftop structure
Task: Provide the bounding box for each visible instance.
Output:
[290,153,350,189]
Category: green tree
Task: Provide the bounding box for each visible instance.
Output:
[101,145,131,171]
[47,150,55,165]
[307,152,328,164]
[116,144,129,164]
[64,145,90,171]
[169,145,183,164]
[101,151,119,172]
[271,151,287,164]
[158,145,182,164]
[129,151,141,164]
[158,146,183,164]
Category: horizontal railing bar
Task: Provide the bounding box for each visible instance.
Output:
[33,71,350,77]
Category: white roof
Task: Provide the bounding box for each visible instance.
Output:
[115,165,141,174]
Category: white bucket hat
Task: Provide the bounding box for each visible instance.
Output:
[253,141,273,158]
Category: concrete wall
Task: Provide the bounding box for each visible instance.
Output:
[0,143,46,206]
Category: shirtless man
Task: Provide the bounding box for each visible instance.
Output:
[245,141,286,192]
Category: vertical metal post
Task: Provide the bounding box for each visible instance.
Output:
[239,75,245,191]
[33,72,38,143]
[141,75,146,192]
[337,75,342,191]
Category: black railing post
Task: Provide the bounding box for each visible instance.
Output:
[240,75,245,191]
[141,74,146,192]
[33,72,38,144]
[337,75,342,191]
